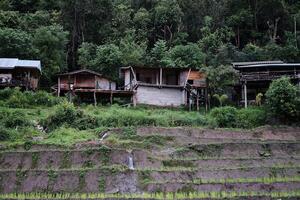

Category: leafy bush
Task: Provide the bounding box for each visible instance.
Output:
[0,87,63,108]
[236,107,267,129]
[32,91,62,106]
[6,88,30,108]
[42,101,82,131]
[0,87,15,101]
[0,128,10,141]
[209,106,237,128]
[265,77,300,122]
[4,111,31,128]
[72,115,100,130]
[0,110,31,128]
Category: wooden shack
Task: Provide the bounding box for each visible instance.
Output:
[233,61,300,108]
[56,69,132,104]
[0,58,41,90]
[121,66,208,109]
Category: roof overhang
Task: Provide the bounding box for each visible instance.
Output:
[58,69,102,77]
[0,58,41,72]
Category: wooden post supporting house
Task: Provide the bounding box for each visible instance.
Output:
[196,91,200,111]
[159,68,162,85]
[205,87,209,112]
[94,75,97,106]
[57,77,61,97]
[110,91,113,104]
[244,81,248,108]
[94,92,97,106]
[68,75,71,102]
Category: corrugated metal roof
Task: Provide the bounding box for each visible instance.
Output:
[235,63,300,69]
[232,61,284,68]
[0,58,41,71]
[58,69,102,76]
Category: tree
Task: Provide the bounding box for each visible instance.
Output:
[111,3,133,40]
[153,0,183,42]
[0,28,34,58]
[198,16,234,63]
[226,9,253,48]
[243,43,267,61]
[204,65,238,94]
[213,94,229,107]
[119,31,147,66]
[91,44,122,79]
[168,43,206,69]
[133,8,152,41]
[0,11,21,29]
[60,0,113,70]
[33,25,69,84]
[150,40,170,67]
[265,77,300,122]
[78,42,97,69]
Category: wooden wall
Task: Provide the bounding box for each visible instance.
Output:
[59,74,116,91]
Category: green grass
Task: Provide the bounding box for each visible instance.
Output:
[40,127,98,146]
[0,191,300,199]
[0,104,207,149]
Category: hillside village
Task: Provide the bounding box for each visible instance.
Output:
[0,0,300,200]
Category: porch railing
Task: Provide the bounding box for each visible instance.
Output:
[0,78,32,89]
[240,70,300,81]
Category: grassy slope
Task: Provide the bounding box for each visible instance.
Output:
[0,105,206,147]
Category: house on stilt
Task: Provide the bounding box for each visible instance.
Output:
[120,66,208,110]
[0,58,41,90]
[55,69,133,105]
[233,61,300,108]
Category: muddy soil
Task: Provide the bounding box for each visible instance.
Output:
[0,127,299,196]
[149,167,300,181]
[137,127,300,141]
[146,182,300,193]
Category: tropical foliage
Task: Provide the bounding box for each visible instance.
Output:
[0,0,299,87]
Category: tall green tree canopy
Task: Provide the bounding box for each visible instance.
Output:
[0,0,299,88]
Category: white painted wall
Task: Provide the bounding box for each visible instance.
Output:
[136,86,186,107]
[124,69,131,90]
[96,77,116,90]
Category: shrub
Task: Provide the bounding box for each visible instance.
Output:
[73,115,100,130]
[5,112,31,128]
[32,91,63,106]
[0,88,63,108]
[0,87,14,101]
[209,106,237,128]
[42,101,82,131]
[0,128,10,141]
[265,77,299,122]
[6,88,29,108]
[0,110,31,128]
[236,107,267,128]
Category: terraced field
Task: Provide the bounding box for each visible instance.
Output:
[0,126,299,199]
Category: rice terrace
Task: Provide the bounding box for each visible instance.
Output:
[0,0,300,199]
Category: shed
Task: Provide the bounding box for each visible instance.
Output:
[0,58,41,90]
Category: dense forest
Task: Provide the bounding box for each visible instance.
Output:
[0,0,300,90]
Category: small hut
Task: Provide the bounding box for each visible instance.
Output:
[0,58,41,90]
[56,69,132,104]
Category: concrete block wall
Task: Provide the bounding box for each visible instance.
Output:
[136,86,186,107]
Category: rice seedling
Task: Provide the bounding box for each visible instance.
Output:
[1,190,300,200]
[147,176,300,185]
